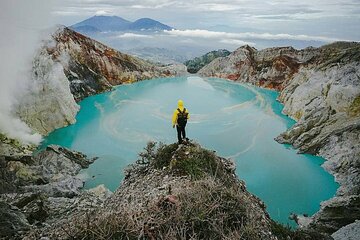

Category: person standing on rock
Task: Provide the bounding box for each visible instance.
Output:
[172,100,190,144]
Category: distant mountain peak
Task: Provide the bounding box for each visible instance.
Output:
[91,15,128,21]
[136,17,153,21]
[70,15,173,34]
[129,18,173,31]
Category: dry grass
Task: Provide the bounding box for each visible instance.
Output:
[66,177,266,240]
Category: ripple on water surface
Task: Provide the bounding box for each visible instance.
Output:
[41,76,338,226]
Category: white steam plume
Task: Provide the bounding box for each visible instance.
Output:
[0,0,54,145]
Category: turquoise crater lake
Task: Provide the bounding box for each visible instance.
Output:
[41,76,338,226]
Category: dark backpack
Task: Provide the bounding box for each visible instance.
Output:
[177,108,188,126]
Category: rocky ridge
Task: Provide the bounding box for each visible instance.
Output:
[199,42,360,235]
[16,26,185,136]
[22,142,325,240]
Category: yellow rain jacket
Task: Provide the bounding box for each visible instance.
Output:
[172,100,190,126]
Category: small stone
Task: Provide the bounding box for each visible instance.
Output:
[166,195,178,204]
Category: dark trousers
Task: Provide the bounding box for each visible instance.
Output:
[176,124,186,143]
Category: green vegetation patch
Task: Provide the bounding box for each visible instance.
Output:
[184,49,231,73]
[137,141,228,180]
[136,141,178,169]
[169,146,220,180]
[0,132,22,148]
[348,95,360,117]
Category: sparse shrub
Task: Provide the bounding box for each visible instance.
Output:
[136,141,178,169]
[136,141,157,166]
[170,147,221,180]
[151,142,178,169]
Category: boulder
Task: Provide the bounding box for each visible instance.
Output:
[33,145,96,182]
[0,201,30,238]
[332,220,360,240]
[23,177,84,198]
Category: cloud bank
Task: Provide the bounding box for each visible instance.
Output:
[164,29,348,45]
[50,0,360,44]
[116,33,154,39]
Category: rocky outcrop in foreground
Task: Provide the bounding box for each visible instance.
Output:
[17,26,185,136]
[199,42,360,235]
[0,143,111,239]
[21,142,325,240]
[332,220,360,240]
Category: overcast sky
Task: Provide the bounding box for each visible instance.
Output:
[50,0,360,41]
[1,0,359,50]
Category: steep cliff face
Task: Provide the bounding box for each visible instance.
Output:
[199,43,359,91]
[276,54,360,193]
[199,45,312,90]
[49,27,181,101]
[15,26,182,136]
[276,46,360,235]
[17,48,79,136]
[199,42,360,235]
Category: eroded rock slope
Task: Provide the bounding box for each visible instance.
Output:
[199,42,360,235]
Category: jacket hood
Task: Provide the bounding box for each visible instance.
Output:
[178,100,184,108]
